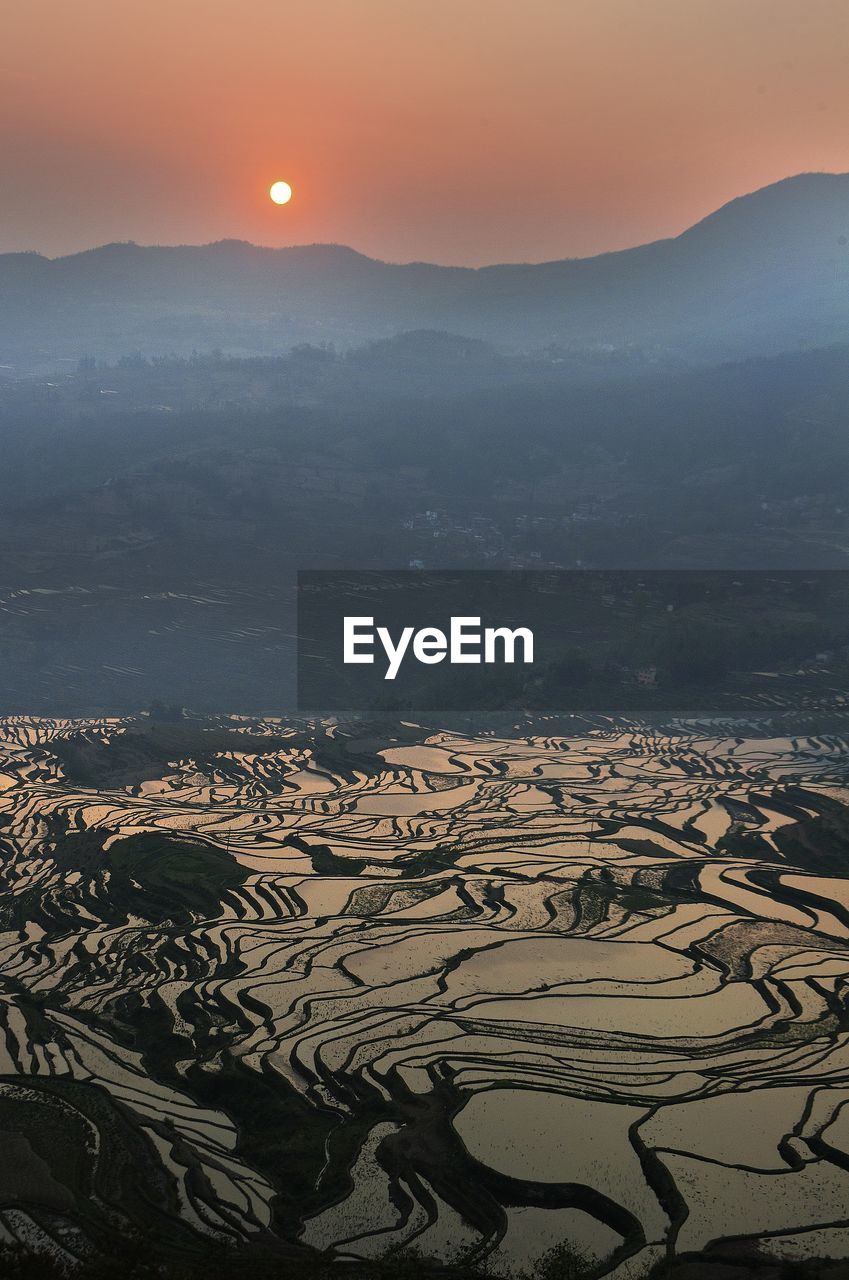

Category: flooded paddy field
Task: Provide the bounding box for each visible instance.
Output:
[1,713,849,1276]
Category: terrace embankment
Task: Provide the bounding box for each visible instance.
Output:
[0,713,848,1277]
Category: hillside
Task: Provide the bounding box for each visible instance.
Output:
[1,173,848,367]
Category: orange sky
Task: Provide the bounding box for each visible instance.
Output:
[3,0,848,265]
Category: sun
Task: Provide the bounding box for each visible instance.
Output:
[269,180,293,205]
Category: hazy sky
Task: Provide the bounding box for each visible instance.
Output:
[3,0,848,264]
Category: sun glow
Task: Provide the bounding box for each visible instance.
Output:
[269,180,293,205]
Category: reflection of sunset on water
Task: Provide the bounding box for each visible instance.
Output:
[1,714,849,1272]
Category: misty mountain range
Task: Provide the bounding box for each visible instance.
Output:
[2,172,849,369]
[2,170,849,713]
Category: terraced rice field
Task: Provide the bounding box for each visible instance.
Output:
[1,714,849,1275]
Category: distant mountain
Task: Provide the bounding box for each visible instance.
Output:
[2,173,848,368]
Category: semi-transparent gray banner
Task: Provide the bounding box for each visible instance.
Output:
[297,569,849,714]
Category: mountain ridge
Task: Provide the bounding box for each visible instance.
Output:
[2,172,848,366]
[5,171,847,271]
